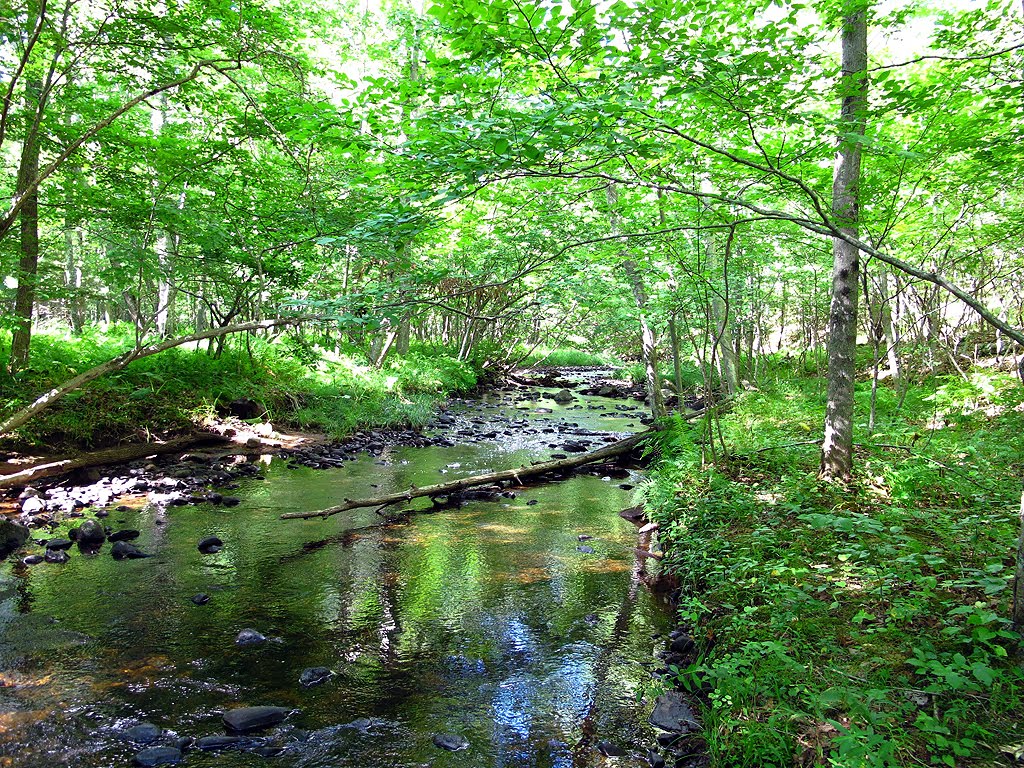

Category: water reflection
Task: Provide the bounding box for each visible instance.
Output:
[0,383,670,767]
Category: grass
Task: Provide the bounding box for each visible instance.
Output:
[0,327,478,450]
[643,366,1024,767]
[519,347,617,367]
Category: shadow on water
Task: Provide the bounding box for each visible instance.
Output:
[0,379,672,767]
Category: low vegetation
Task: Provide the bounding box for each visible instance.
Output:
[643,363,1024,767]
[0,326,478,450]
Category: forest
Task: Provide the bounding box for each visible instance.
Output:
[1,0,1023,766]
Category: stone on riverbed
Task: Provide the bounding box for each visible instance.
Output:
[235,628,267,645]
[299,666,334,687]
[112,541,150,560]
[108,529,140,542]
[223,705,291,733]
[552,389,575,403]
[432,733,470,751]
[195,734,246,751]
[597,741,627,756]
[121,722,162,744]
[191,593,210,605]
[45,538,73,551]
[197,535,223,554]
[77,519,105,546]
[132,746,182,766]
[649,691,701,734]
[45,549,70,563]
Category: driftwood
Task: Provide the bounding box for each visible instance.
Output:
[281,429,653,520]
[0,433,231,489]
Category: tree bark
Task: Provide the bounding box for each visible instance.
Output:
[1014,486,1024,632]
[819,3,868,483]
[9,77,42,372]
[0,434,230,489]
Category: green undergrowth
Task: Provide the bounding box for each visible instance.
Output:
[644,368,1024,767]
[0,327,478,450]
[519,346,617,367]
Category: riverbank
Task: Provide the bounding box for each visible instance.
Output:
[0,329,480,454]
[645,368,1024,767]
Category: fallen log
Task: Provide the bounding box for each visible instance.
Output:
[281,429,654,521]
[0,433,231,489]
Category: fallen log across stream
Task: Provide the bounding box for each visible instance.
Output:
[281,428,654,521]
[0,433,231,489]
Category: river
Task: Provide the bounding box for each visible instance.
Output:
[0,371,673,767]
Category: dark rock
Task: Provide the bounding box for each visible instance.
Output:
[225,398,262,419]
[525,499,539,506]
[340,717,374,731]
[45,549,70,563]
[649,691,701,734]
[432,733,470,751]
[598,741,627,756]
[299,666,333,687]
[112,541,150,559]
[0,519,30,559]
[198,535,223,554]
[122,723,162,744]
[669,635,696,656]
[132,746,182,766]
[195,735,246,751]
[108,529,140,542]
[21,554,43,565]
[235,628,267,645]
[222,705,290,733]
[221,496,241,507]
[77,519,106,545]
[552,389,575,403]
[560,442,588,453]
[191,593,210,605]
[45,538,73,551]
[578,534,593,541]
[576,545,595,554]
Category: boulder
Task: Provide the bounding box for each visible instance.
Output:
[649,691,701,734]
[45,549,70,564]
[45,538,73,551]
[222,705,290,733]
[191,594,210,606]
[77,519,106,546]
[0,519,30,560]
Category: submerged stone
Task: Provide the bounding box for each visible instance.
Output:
[649,691,701,734]
[197,535,223,554]
[112,541,150,559]
[122,722,162,744]
[597,741,627,756]
[433,733,470,751]
[299,666,333,687]
[222,705,290,733]
[235,628,267,645]
[132,746,182,766]
[195,734,246,751]
[0,519,30,560]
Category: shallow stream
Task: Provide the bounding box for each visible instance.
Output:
[0,374,672,767]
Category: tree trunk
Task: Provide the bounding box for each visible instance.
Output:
[1014,486,1024,632]
[9,78,42,372]
[819,3,868,483]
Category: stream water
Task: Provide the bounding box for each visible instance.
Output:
[0,373,673,767]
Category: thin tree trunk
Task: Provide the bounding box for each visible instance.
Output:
[1014,487,1024,632]
[9,78,42,372]
[820,3,868,482]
